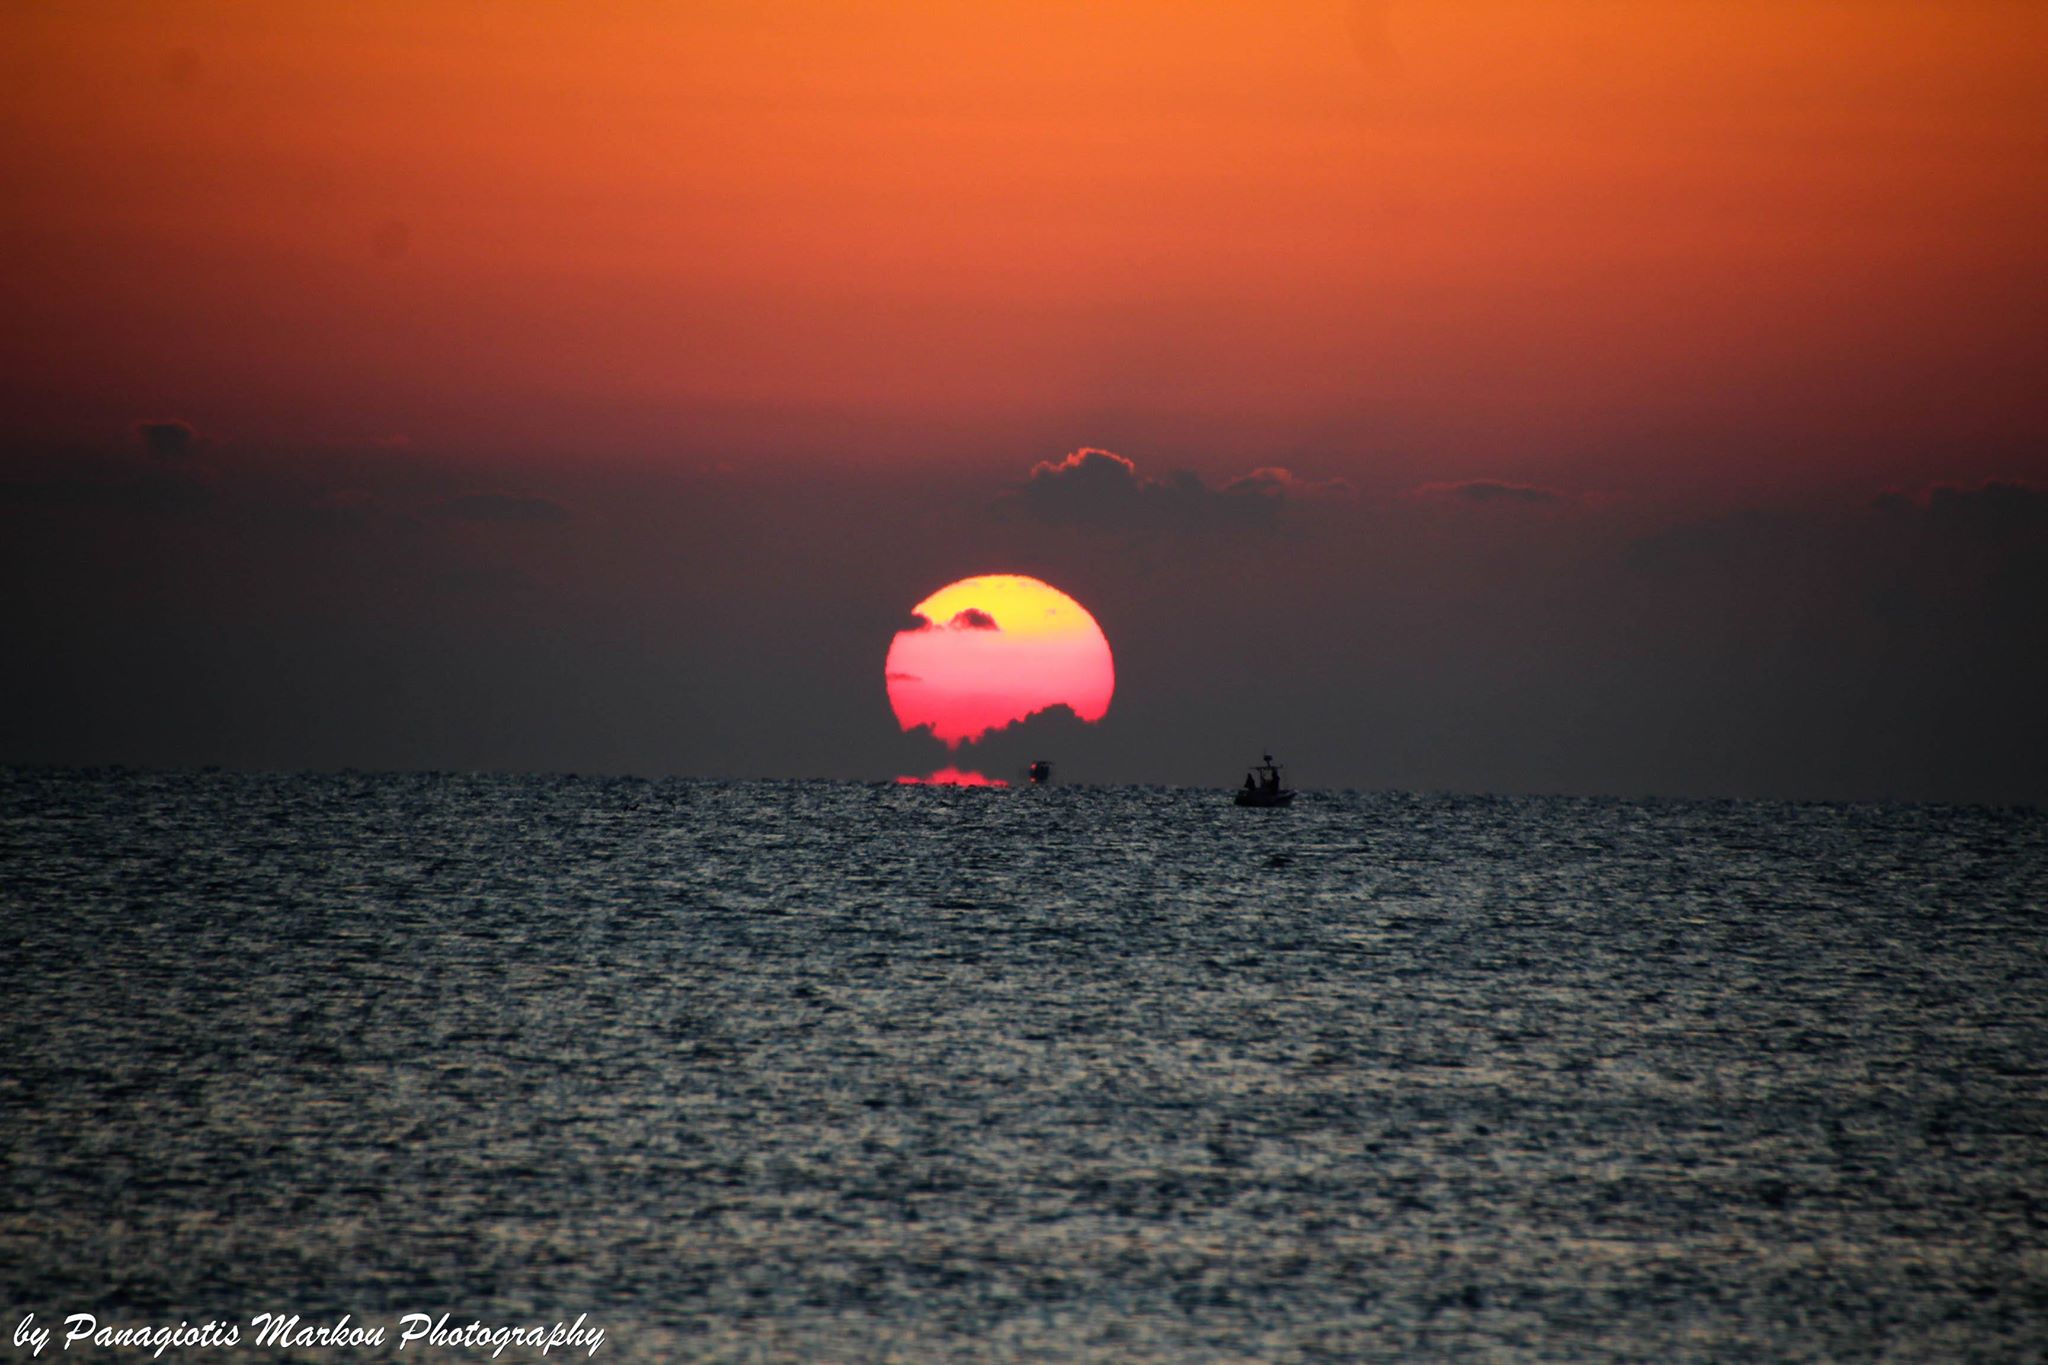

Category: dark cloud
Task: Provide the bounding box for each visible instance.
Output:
[1223,466,1350,498]
[999,447,1342,531]
[1622,509,1781,578]
[2,442,213,512]
[1624,485,2048,641]
[894,703,1100,786]
[1014,447,1150,525]
[0,469,211,513]
[134,420,199,460]
[895,607,1001,633]
[1412,479,1564,506]
[1863,480,2048,631]
[1878,480,2048,540]
[425,492,570,525]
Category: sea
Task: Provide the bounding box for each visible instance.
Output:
[4,768,2045,1363]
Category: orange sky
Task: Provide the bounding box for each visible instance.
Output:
[4,1,2046,491]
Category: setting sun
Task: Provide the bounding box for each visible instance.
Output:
[884,575,1115,748]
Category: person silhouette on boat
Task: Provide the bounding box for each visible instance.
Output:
[1234,754,1293,806]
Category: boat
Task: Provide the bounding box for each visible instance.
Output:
[1027,759,1053,785]
[1235,754,1293,807]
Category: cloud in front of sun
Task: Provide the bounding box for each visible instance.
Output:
[884,574,1114,747]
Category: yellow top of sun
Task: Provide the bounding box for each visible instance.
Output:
[910,574,1100,641]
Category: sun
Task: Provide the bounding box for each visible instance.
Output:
[885,574,1115,747]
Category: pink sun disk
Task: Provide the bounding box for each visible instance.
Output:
[884,574,1115,747]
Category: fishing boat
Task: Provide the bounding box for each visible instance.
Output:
[1027,759,1053,785]
[1235,754,1293,807]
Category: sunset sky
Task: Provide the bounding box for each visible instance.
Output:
[4,1,2045,801]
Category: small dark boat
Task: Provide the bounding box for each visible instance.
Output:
[1235,754,1293,807]
[1027,759,1053,785]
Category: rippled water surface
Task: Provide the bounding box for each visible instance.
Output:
[4,769,2046,1361]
